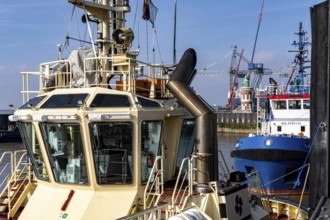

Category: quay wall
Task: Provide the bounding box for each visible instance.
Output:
[216,112,257,134]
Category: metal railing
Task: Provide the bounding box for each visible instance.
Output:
[0,150,36,219]
[143,156,164,210]
[171,155,196,214]
[0,152,14,192]
[246,171,273,213]
[116,204,170,220]
[21,55,173,101]
[7,151,33,217]
[261,84,310,96]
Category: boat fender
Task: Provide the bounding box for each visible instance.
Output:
[147,152,154,168]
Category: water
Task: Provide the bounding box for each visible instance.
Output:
[2,134,243,165]
[0,142,25,191]
[217,133,246,171]
[0,133,244,180]
[0,142,24,153]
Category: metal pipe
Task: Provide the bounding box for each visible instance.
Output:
[166,48,218,185]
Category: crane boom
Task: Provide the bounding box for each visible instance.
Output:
[227,49,244,108]
[251,0,264,63]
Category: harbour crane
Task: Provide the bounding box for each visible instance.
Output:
[247,0,266,90]
[227,49,244,108]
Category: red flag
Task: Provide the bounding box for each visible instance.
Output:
[142,0,150,20]
[142,0,158,27]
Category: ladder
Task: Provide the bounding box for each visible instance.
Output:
[0,150,36,219]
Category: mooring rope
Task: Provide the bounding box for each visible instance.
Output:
[262,163,309,186]
[293,121,325,189]
[275,122,325,219]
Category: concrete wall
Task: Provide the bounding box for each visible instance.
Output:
[217,112,257,134]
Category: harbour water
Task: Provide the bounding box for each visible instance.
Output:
[217,133,246,171]
[0,132,245,178]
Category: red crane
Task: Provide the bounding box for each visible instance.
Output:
[227,49,244,108]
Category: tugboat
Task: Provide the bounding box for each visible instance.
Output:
[2,0,272,219]
[231,22,311,199]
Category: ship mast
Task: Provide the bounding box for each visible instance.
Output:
[288,22,311,87]
[68,0,133,85]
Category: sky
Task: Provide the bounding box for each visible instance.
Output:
[0,0,325,109]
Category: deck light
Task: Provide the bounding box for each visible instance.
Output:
[32,114,78,122]
[9,115,31,122]
[88,113,131,121]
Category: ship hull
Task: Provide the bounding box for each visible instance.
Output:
[231,135,310,196]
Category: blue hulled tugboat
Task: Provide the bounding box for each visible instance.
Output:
[231,22,311,198]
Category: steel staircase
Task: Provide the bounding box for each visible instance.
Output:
[0,150,36,219]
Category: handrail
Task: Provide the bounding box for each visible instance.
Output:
[40,60,72,92]
[143,156,164,209]
[116,204,170,220]
[0,152,14,193]
[6,150,35,218]
[217,150,230,181]
[171,155,197,213]
[246,171,273,213]
[259,84,310,96]
[0,152,14,173]
[21,55,173,101]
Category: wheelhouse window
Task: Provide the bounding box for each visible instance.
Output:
[288,100,301,109]
[40,94,88,108]
[19,96,46,109]
[301,126,305,132]
[272,100,287,110]
[141,121,162,183]
[18,122,49,180]
[90,122,133,184]
[90,94,131,107]
[41,123,87,184]
[137,97,161,108]
[303,100,310,109]
[175,119,196,176]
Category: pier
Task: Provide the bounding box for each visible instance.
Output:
[310,0,330,217]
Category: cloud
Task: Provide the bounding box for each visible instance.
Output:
[254,51,275,63]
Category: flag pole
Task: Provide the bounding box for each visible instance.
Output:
[150,25,156,98]
[173,0,177,65]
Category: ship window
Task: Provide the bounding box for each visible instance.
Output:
[40,94,88,108]
[19,96,46,109]
[277,126,282,132]
[137,97,161,107]
[301,126,305,132]
[41,123,88,184]
[17,122,49,181]
[303,100,310,109]
[288,100,301,109]
[90,122,133,184]
[272,100,287,110]
[175,119,196,176]
[141,121,162,184]
[90,94,131,107]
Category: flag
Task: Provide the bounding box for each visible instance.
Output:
[142,0,150,20]
[142,0,158,27]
